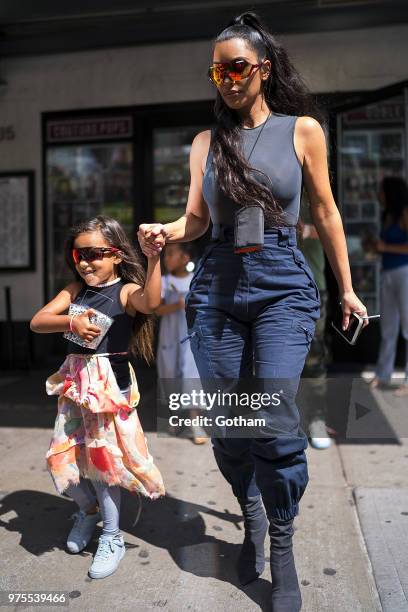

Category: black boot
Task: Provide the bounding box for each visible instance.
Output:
[236,496,268,585]
[269,517,302,612]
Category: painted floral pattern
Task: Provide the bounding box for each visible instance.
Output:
[45,354,165,499]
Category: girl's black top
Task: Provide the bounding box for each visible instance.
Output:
[67,279,133,389]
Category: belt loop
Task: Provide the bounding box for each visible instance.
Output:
[278,228,289,246]
[288,227,297,247]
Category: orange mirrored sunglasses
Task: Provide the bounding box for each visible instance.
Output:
[208,59,265,87]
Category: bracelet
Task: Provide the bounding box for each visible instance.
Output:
[69,314,78,334]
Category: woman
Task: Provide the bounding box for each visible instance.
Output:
[138,11,367,611]
[368,176,408,396]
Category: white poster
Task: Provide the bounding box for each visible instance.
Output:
[0,175,31,268]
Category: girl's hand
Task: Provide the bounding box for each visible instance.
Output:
[177,297,185,310]
[138,223,167,258]
[340,291,369,331]
[71,309,101,343]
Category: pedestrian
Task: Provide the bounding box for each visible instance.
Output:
[137,11,367,611]
[366,176,408,396]
[30,214,165,579]
[155,242,208,444]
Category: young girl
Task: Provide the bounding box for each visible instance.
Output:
[30,215,165,579]
[155,243,208,445]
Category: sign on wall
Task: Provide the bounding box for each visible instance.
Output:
[0,171,35,271]
[46,117,133,143]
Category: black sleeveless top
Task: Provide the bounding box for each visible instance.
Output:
[202,113,302,227]
[67,278,133,388]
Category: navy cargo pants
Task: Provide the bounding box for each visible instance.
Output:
[184,225,320,520]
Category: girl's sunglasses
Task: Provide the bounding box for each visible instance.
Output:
[72,246,120,264]
[208,59,265,87]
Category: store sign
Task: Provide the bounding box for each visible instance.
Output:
[46,116,133,142]
[343,100,404,125]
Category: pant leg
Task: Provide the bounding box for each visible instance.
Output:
[376,269,401,381]
[92,481,121,536]
[394,266,408,379]
[251,305,313,520]
[186,307,259,499]
[302,289,329,424]
[65,478,97,512]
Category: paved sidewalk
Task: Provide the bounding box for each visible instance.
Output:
[1,368,406,611]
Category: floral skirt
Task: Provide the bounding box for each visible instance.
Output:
[45,353,165,499]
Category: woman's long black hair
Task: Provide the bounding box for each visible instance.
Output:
[381,176,408,225]
[65,215,156,364]
[211,11,323,226]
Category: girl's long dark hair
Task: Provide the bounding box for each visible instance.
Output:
[212,11,323,226]
[65,215,155,364]
[382,176,408,225]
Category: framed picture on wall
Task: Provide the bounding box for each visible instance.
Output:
[0,171,35,271]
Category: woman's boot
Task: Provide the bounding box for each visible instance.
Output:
[236,496,269,585]
[269,516,302,612]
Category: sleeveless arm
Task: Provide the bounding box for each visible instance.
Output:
[30,281,84,333]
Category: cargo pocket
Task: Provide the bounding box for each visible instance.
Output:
[290,247,320,303]
[180,328,215,378]
[294,320,315,350]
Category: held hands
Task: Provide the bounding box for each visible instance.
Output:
[340,291,369,331]
[71,309,101,343]
[138,223,168,258]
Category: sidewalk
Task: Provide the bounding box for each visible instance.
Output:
[0,369,407,611]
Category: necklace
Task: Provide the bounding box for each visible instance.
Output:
[95,277,122,288]
[246,111,272,163]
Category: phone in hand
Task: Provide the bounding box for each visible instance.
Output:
[331,310,364,345]
[331,306,381,346]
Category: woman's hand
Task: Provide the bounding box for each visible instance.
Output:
[71,309,101,343]
[340,291,369,331]
[138,223,167,257]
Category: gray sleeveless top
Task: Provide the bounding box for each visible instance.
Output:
[202,113,302,227]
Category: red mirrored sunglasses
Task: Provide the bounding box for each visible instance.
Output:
[72,246,121,264]
[208,59,265,86]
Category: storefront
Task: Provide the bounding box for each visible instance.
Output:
[330,80,408,365]
[1,15,408,369]
[43,103,213,299]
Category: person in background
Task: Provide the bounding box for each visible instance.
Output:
[155,243,208,444]
[365,176,408,396]
[298,194,332,449]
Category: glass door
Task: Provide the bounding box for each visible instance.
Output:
[46,142,133,296]
[336,93,407,316]
[152,125,209,224]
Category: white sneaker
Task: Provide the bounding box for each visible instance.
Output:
[88,533,126,579]
[309,419,332,450]
[67,510,101,554]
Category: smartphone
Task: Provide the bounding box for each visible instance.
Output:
[331,309,364,346]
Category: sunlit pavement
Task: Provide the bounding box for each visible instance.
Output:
[2,368,408,611]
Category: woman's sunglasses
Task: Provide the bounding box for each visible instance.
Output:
[72,246,121,264]
[208,59,265,87]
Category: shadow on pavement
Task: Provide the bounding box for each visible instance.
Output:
[0,489,272,610]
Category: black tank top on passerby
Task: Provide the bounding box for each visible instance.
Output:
[202,113,303,227]
[67,278,133,388]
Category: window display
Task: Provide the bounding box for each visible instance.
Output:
[338,94,406,313]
